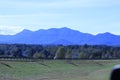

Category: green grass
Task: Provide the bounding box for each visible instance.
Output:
[0,60,120,80]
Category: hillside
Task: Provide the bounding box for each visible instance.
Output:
[0,60,118,80]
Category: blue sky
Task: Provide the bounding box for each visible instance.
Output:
[0,0,120,35]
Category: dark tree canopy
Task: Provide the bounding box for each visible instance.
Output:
[0,44,120,59]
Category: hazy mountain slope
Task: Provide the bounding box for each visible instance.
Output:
[0,27,120,45]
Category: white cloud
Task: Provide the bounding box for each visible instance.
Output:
[0,0,120,9]
[0,26,24,35]
[0,0,119,35]
[0,12,72,28]
[0,12,70,18]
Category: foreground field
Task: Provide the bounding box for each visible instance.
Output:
[0,60,119,80]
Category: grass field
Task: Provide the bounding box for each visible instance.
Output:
[0,60,120,80]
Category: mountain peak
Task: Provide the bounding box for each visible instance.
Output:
[104,32,113,35]
[47,27,71,30]
[96,32,114,36]
[61,27,70,29]
[22,29,32,32]
[34,27,73,33]
[60,27,74,30]
[15,29,32,35]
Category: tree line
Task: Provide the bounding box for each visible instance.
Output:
[0,44,120,59]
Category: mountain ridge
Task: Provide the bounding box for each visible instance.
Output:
[0,27,120,45]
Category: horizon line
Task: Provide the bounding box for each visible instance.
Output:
[1,27,119,36]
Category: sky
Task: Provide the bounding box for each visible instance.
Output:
[0,0,120,35]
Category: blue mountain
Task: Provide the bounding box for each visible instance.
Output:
[89,32,120,45]
[0,27,120,45]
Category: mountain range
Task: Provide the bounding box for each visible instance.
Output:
[0,27,120,45]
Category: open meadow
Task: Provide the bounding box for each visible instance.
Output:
[0,60,120,80]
